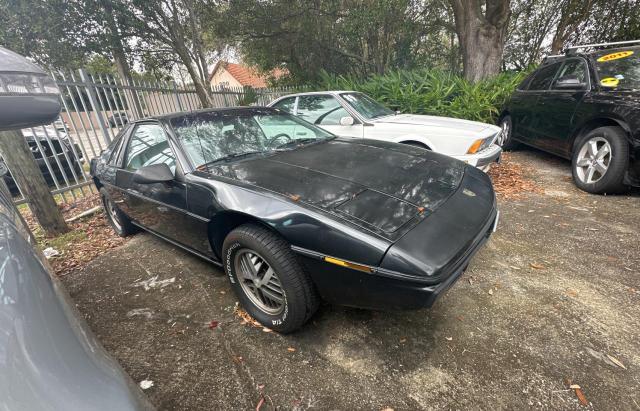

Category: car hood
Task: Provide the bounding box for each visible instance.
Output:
[209,138,466,238]
[373,114,492,133]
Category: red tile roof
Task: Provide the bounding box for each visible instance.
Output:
[209,61,286,88]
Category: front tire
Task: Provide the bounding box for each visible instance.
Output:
[222,224,319,333]
[100,188,137,237]
[572,126,629,194]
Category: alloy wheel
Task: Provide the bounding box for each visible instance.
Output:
[498,120,509,146]
[575,136,611,184]
[235,249,286,315]
[105,197,122,231]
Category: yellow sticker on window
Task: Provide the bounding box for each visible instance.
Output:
[600,77,619,87]
[597,50,634,62]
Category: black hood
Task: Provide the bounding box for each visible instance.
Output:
[209,138,466,237]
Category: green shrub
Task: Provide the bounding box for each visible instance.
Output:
[316,68,530,124]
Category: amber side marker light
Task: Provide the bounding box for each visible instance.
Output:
[467,139,484,154]
[324,256,373,273]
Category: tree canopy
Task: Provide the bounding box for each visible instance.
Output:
[0,0,638,88]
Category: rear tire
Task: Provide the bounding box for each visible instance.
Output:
[100,188,137,237]
[498,115,519,150]
[222,224,319,333]
[572,126,629,194]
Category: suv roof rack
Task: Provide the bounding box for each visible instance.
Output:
[565,39,640,52]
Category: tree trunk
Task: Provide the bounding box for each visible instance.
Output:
[174,42,212,108]
[113,48,144,119]
[450,0,511,82]
[0,130,69,236]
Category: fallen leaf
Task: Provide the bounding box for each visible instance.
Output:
[456,315,464,322]
[399,338,407,343]
[208,320,219,329]
[256,396,265,411]
[287,347,296,352]
[606,354,627,370]
[574,387,588,406]
[565,289,578,297]
[529,263,545,269]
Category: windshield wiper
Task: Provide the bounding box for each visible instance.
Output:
[274,138,318,150]
[202,151,265,167]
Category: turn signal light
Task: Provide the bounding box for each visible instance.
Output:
[324,256,373,273]
[467,139,484,154]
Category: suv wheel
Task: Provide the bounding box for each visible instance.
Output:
[222,224,319,333]
[100,188,137,237]
[498,115,519,150]
[572,126,629,194]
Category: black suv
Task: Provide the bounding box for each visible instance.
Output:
[499,43,640,194]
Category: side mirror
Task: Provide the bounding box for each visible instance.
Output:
[554,77,586,90]
[339,116,355,126]
[132,163,174,184]
[0,47,61,131]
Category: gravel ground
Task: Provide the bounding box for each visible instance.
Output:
[62,149,640,410]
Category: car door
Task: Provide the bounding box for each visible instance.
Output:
[296,95,363,138]
[534,58,590,155]
[517,62,563,146]
[117,122,192,244]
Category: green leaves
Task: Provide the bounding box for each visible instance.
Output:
[318,68,530,123]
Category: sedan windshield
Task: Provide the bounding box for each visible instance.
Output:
[340,92,394,120]
[594,47,640,91]
[171,110,334,169]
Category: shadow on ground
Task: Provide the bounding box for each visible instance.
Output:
[62,150,640,410]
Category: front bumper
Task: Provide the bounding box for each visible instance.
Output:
[297,208,498,310]
[451,144,502,171]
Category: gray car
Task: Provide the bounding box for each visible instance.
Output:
[0,46,152,411]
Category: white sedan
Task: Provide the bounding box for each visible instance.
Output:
[268,91,502,171]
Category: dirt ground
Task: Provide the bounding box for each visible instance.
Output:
[61,149,640,410]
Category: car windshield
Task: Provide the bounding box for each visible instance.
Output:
[171,110,334,169]
[340,92,394,120]
[593,46,640,91]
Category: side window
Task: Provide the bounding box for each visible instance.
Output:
[517,73,535,91]
[125,124,176,173]
[272,97,296,114]
[108,124,131,166]
[297,95,347,125]
[553,59,588,87]
[528,63,562,90]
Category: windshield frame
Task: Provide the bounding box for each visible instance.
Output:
[339,92,395,120]
[169,108,336,172]
[591,46,640,91]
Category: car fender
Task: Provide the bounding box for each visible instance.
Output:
[187,174,391,267]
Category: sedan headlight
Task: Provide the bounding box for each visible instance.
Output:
[467,139,484,154]
[466,136,495,154]
[0,73,59,95]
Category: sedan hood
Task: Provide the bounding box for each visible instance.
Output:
[374,114,491,134]
[209,138,466,238]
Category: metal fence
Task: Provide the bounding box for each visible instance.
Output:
[3,69,295,206]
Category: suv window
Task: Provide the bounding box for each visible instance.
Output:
[296,95,348,125]
[553,59,588,88]
[529,62,562,90]
[125,123,176,172]
[272,97,296,114]
[517,73,536,90]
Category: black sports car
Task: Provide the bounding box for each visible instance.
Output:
[90,107,498,333]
